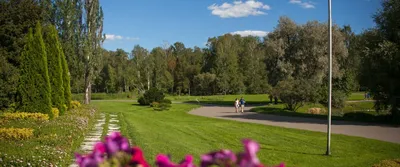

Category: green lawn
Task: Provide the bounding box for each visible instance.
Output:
[93,101,400,167]
[347,92,367,101]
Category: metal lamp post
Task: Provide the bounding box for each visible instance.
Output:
[326,0,332,156]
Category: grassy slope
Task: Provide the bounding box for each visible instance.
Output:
[0,105,98,166]
[93,101,400,167]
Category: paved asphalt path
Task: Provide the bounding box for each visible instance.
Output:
[189,105,400,144]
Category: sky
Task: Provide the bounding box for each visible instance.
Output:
[100,0,381,52]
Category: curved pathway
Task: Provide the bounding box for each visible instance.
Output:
[189,105,400,144]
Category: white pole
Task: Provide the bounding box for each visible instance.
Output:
[326,0,332,156]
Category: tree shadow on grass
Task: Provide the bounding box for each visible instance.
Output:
[259,147,326,157]
[220,107,399,127]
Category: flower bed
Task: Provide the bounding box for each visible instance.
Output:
[75,132,285,167]
[0,128,34,140]
[1,112,49,121]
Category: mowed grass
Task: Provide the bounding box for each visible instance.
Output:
[93,101,400,167]
[347,92,367,101]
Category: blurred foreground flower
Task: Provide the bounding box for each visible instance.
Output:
[75,132,284,167]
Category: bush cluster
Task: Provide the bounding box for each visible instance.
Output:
[1,112,49,121]
[137,88,165,105]
[71,100,81,109]
[0,128,34,140]
[51,108,59,118]
[138,88,171,111]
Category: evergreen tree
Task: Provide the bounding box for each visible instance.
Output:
[60,47,72,109]
[43,25,65,114]
[18,22,53,117]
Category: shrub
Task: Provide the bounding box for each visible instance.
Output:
[2,112,49,121]
[150,102,160,108]
[159,99,172,104]
[273,79,317,112]
[18,22,53,118]
[138,96,149,106]
[138,88,165,106]
[0,128,34,140]
[70,100,81,109]
[307,108,326,115]
[51,108,59,118]
[158,102,171,110]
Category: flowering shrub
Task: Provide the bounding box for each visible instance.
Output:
[150,102,160,108]
[0,128,34,140]
[71,100,82,109]
[51,108,60,118]
[1,112,49,121]
[75,132,285,167]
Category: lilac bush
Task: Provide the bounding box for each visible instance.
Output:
[75,132,284,167]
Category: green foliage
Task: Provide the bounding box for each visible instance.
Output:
[43,25,65,115]
[0,0,43,109]
[209,34,244,94]
[273,79,317,112]
[51,108,59,118]
[159,99,172,104]
[154,102,171,111]
[151,99,172,111]
[137,96,149,106]
[193,73,216,95]
[138,88,165,105]
[60,44,72,109]
[0,128,34,140]
[150,102,160,108]
[1,112,49,121]
[18,23,53,118]
[70,100,81,109]
[360,0,400,121]
[0,56,19,110]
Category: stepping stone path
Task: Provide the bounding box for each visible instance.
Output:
[69,113,121,167]
[107,114,120,136]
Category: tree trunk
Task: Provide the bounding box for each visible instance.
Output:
[84,80,91,104]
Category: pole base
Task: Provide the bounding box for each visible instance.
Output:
[325,151,331,156]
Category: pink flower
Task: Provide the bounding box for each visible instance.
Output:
[156,154,196,167]
[238,139,260,167]
[104,132,132,155]
[75,152,103,167]
[93,142,106,154]
[131,146,150,167]
[200,150,237,167]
